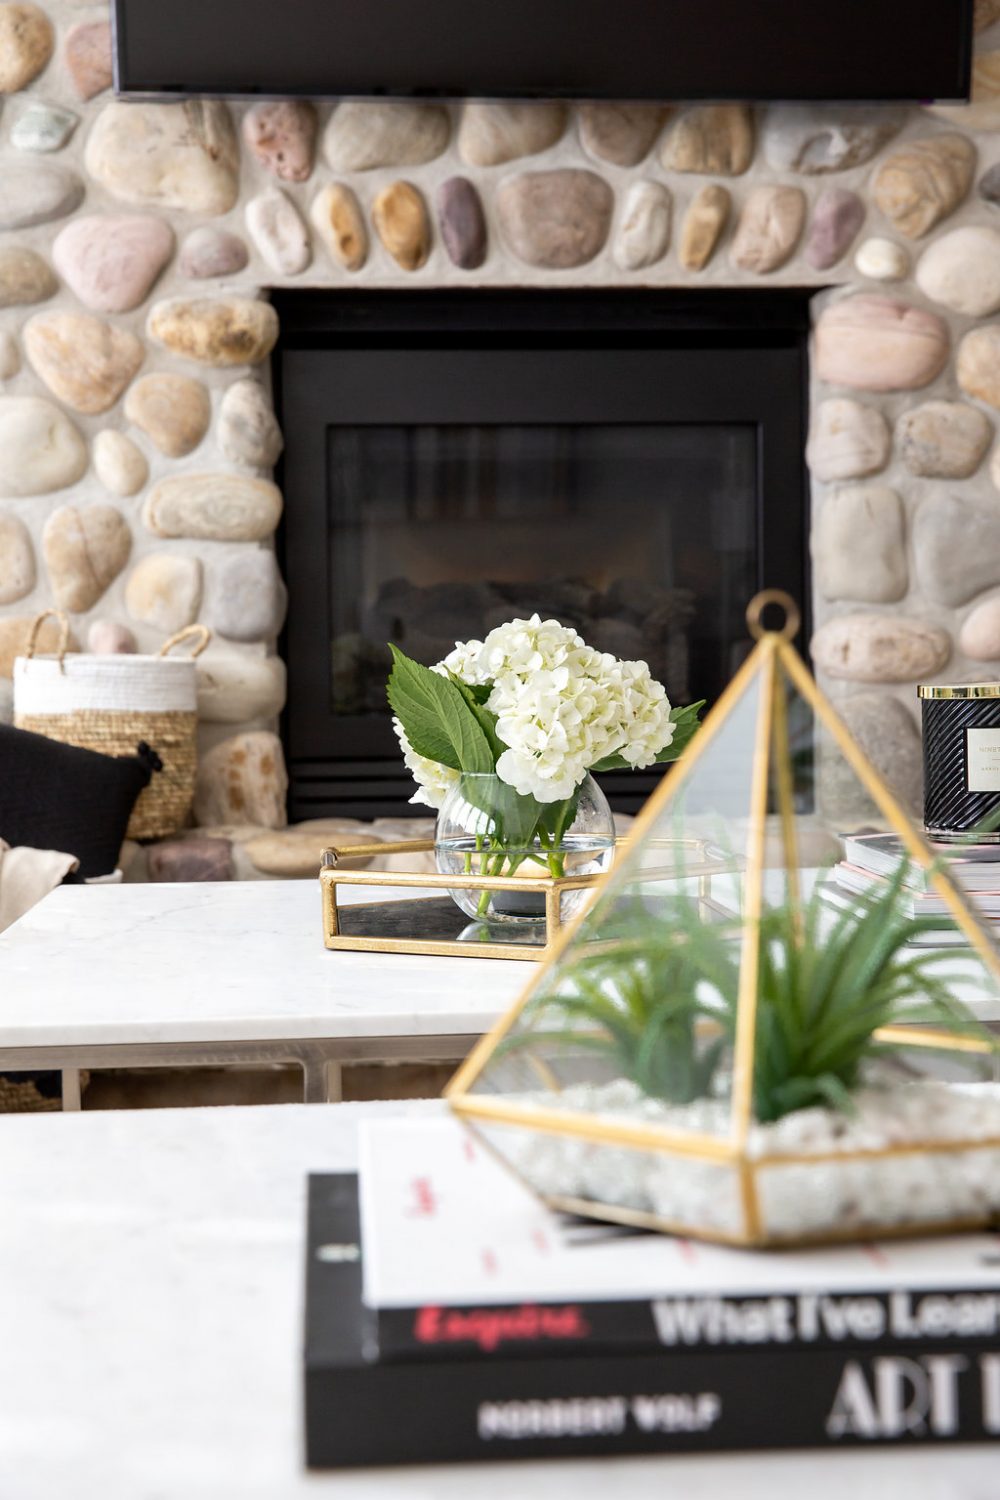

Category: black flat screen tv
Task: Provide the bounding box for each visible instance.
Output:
[112,0,973,103]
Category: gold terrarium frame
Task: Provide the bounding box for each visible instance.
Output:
[445,590,1000,1248]
[320,837,736,961]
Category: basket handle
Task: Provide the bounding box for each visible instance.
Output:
[25,609,71,668]
[159,624,211,660]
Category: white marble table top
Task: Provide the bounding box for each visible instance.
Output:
[0,880,528,1048]
[0,1098,994,1500]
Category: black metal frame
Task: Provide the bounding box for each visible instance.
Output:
[272,290,812,821]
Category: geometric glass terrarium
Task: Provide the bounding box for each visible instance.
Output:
[447,592,1000,1248]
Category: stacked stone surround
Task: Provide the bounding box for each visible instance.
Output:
[2,1,1000,873]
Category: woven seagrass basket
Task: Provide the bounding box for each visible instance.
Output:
[14,611,210,840]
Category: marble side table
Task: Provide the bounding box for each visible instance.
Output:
[0,880,527,1106]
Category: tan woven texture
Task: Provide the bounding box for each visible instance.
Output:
[16,709,198,839]
[0,1077,60,1113]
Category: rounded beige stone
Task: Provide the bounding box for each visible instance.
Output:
[147,297,279,367]
[578,103,671,167]
[811,486,906,603]
[912,493,1000,607]
[93,429,148,498]
[245,821,382,877]
[0,332,20,380]
[84,100,239,216]
[613,180,671,271]
[678,184,730,271]
[143,474,283,542]
[898,401,992,478]
[193,730,288,829]
[957,324,1000,411]
[371,182,431,272]
[0,395,86,498]
[729,184,805,274]
[0,245,56,308]
[496,169,613,269]
[217,380,283,468]
[24,310,144,415]
[959,596,1000,660]
[245,188,311,277]
[309,184,368,272]
[195,653,286,722]
[42,503,131,613]
[0,511,35,605]
[806,399,890,482]
[323,101,449,172]
[854,237,909,282]
[124,372,210,457]
[660,105,754,176]
[871,134,975,240]
[0,3,53,91]
[815,295,949,392]
[457,102,566,167]
[124,552,203,633]
[811,614,950,682]
[0,614,77,677]
[916,226,1000,317]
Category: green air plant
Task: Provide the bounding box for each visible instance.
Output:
[505,858,992,1124]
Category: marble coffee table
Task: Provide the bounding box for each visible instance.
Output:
[0,880,527,1106]
[0,1097,995,1499]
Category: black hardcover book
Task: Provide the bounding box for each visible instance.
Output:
[303,1174,1000,1470]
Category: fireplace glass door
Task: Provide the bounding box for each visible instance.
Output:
[276,291,809,818]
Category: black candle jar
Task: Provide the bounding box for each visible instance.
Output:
[919,684,1000,842]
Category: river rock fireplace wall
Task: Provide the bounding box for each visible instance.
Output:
[2,0,1000,852]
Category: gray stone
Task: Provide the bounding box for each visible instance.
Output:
[761,104,904,173]
[179,227,249,279]
[913,493,1000,607]
[11,100,77,152]
[613,180,671,271]
[212,550,287,641]
[814,295,949,392]
[812,486,906,603]
[0,396,86,497]
[805,187,864,271]
[678,184,730,270]
[93,430,147,498]
[52,214,174,314]
[309,184,367,272]
[124,553,203,633]
[436,177,487,270]
[0,332,19,380]
[496,169,613,269]
[854,236,909,281]
[217,379,283,468]
[811,613,950,682]
[0,245,56,307]
[872,134,975,240]
[371,181,431,272]
[457,102,566,166]
[578,103,670,167]
[193,730,287,829]
[84,101,239,216]
[820,694,922,823]
[660,105,753,175]
[323,102,449,172]
[0,3,53,91]
[979,161,1000,206]
[148,836,233,882]
[241,100,316,183]
[195,653,286,722]
[957,324,1000,410]
[147,297,279,367]
[915,226,1000,316]
[0,511,34,605]
[124,372,210,458]
[245,188,311,276]
[729,185,805,273]
[960,596,1000,660]
[42,503,131,613]
[144,474,282,542]
[897,401,992,478]
[806,398,890,481]
[0,160,83,229]
[87,619,136,654]
[24,311,144,414]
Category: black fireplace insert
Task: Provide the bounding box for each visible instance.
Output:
[273,289,811,821]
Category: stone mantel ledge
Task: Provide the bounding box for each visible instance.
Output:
[0,3,1000,835]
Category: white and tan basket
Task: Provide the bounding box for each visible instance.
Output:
[14,611,210,840]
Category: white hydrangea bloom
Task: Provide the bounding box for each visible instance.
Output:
[391,715,460,810]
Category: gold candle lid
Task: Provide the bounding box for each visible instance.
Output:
[918,683,1000,699]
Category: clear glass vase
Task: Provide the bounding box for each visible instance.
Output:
[434,772,615,926]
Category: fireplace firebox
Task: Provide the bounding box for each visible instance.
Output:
[273,290,810,821]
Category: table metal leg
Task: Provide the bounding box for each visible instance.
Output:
[301,1058,329,1104]
[325,1061,343,1104]
[61,1068,82,1112]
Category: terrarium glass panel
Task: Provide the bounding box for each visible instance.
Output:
[448,605,1000,1247]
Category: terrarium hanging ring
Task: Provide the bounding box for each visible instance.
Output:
[745,588,801,642]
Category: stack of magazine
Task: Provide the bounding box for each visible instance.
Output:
[827,833,1000,945]
[303,1117,1000,1468]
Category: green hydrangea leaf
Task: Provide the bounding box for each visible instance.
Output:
[387,645,494,774]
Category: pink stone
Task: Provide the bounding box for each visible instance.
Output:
[64,20,112,101]
[242,100,317,183]
[179,226,249,279]
[52,215,174,314]
[806,187,865,271]
[815,295,949,392]
[87,619,136,654]
[148,836,233,883]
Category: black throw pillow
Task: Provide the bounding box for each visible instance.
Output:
[0,723,156,878]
